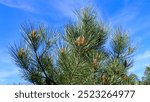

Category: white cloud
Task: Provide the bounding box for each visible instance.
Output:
[0,49,20,84]
[0,0,96,19]
[0,70,18,79]
[0,65,20,84]
[136,51,150,61]
[110,5,139,27]
[0,48,15,65]
[47,0,93,18]
[129,50,150,78]
[0,0,34,12]
[106,0,145,31]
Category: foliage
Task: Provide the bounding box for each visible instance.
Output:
[141,66,150,85]
[10,7,141,85]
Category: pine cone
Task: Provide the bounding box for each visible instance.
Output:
[18,48,25,57]
[93,58,97,69]
[75,36,86,46]
[101,75,107,84]
[128,47,133,54]
[124,75,128,80]
[61,48,65,54]
[31,30,36,38]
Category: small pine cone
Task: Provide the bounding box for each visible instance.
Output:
[93,58,97,69]
[93,59,97,66]
[124,75,128,80]
[18,48,25,57]
[31,30,36,38]
[128,47,133,54]
[101,75,107,84]
[61,48,65,54]
[75,36,86,46]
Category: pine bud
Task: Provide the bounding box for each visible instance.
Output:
[18,48,25,57]
[92,53,100,69]
[124,75,128,80]
[101,75,107,84]
[31,30,36,38]
[61,48,65,54]
[75,36,86,46]
[128,47,133,54]
[93,58,97,69]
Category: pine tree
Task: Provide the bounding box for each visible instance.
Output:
[103,29,136,85]
[141,66,150,85]
[10,7,137,85]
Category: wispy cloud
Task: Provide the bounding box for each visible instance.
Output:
[0,49,21,84]
[50,0,92,17]
[107,0,150,51]
[130,50,150,78]
[0,70,18,79]
[0,0,34,12]
[109,1,142,27]
[0,66,20,84]
[0,0,96,19]
[136,51,150,61]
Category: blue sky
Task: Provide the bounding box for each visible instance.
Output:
[0,0,150,84]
